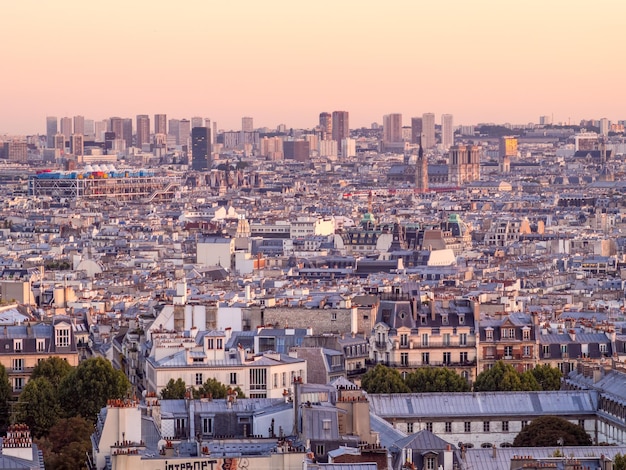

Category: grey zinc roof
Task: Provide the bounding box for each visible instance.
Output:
[391,429,456,452]
[369,412,406,449]
[367,391,598,419]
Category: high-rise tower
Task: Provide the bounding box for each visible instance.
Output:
[383,113,403,144]
[319,112,332,140]
[154,114,167,135]
[411,117,422,144]
[422,113,435,149]
[441,114,454,151]
[46,117,57,148]
[242,117,254,133]
[191,127,211,171]
[332,111,349,152]
[136,115,150,149]
[73,116,85,137]
[60,117,72,142]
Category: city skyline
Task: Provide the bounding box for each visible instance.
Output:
[1,0,625,134]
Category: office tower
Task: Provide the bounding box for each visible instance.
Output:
[46,117,57,148]
[3,141,27,163]
[94,120,107,141]
[70,134,84,156]
[441,114,454,151]
[283,140,310,162]
[411,117,423,144]
[191,116,204,129]
[539,115,552,125]
[136,115,150,149]
[122,119,133,149]
[319,112,332,140]
[422,113,436,149]
[599,118,610,136]
[341,138,356,158]
[54,133,65,151]
[84,119,95,138]
[168,119,180,144]
[110,117,123,139]
[191,127,211,171]
[242,117,253,132]
[73,115,85,136]
[383,113,403,144]
[212,122,218,145]
[179,119,191,147]
[332,111,349,152]
[154,114,167,135]
[60,117,72,142]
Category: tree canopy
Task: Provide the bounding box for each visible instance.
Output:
[194,378,245,399]
[160,378,188,399]
[37,416,93,470]
[31,357,73,387]
[404,367,470,393]
[58,357,130,421]
[0,364,11,434]
[360,364,410,394]
[474,361,540,392]
[15,377,62,438]
[530,364,562,391]
[513,416,592,447]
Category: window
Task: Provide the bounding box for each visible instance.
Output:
[486,329,493,340]
[443,352,451,364]
[502,421,509,432]
[207,339,214,349]
[55,327,70,347]
[250,368,267,390]
[195,373,203,385]
[507,328,515,339]
[282,372,286,387]
[522,328,530,340]
[422,352,430,365]
[229,372,237,385]
[443,333,450,346]
[401,353,409,366]
[420,315,427,325]
[459,333,467,346]
[442,314,449,325]
[217,338,223,349]
[400,334,409,347]
[273,373,278,388]
[331,312,337,321]
[13,377,23,392]
[579,419,585,428]
[521,420,528,429]
[422,334,429,347]
[14,340,22,352]
[600,344,607,353]
[483,421,490,432]
[12,359,23,372]
[542,345,550,356]
[460,352,468,363]
[425,456,436,470]
[407,423,414,433]
[458,315,465,325]
[426,422,433,432]
[561,344,568,355]
[37,339,45,352]
[523,345,532,357]
[315,444,325,456]
[445,422,452,433]
[504,346,513,358]
[464,422,471,433]
[202,418,213,435]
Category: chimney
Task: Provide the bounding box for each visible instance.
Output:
[444,444,453,470]
[431,298,436,322]
[492,444,497,459]
[473,299,481,324]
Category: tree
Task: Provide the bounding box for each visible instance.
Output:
[194,378,245,399]
[58,357,130,421]
[513,416,592,447]
[0,364,12,434]
[360,364,410,394]
[530,364,562,391]
[404,367,470,393]
[15,378,62,438]
[614,453,626,470]
[31,357,73,387]
[474,361,540,392]
[37,416,93,470]
[160,378,187,399]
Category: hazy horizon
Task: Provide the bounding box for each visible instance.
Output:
[1,0,625,134]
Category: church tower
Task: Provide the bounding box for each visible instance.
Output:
[415,138,428,192]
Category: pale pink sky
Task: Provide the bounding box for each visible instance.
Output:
[1,0,624,134]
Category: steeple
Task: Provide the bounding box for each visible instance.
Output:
[415,136,428,193]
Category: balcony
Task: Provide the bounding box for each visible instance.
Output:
[366,359,476,369]
[375,341,388,349]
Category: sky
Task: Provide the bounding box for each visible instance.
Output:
[1,0,625,134]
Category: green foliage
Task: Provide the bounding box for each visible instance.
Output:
[404,367,470,393]
[193,378,245,399]
[530,364,562,391]
[15,378,62,438]
[58,357,130,421]
[614,452,626,470]
[37,416,93,470]
[160,378,188,399]
[31,357,73,387]
[0,364,12,434]
[360,364,410,394]
[512,416,592,447]
[474,361,540,392]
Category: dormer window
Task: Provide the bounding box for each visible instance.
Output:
[420,315,427,325]
[13,340,22,352]
[442,314,449,325]
[486,329,493,340]
[55,326,70,348]
[458,314,465,325]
